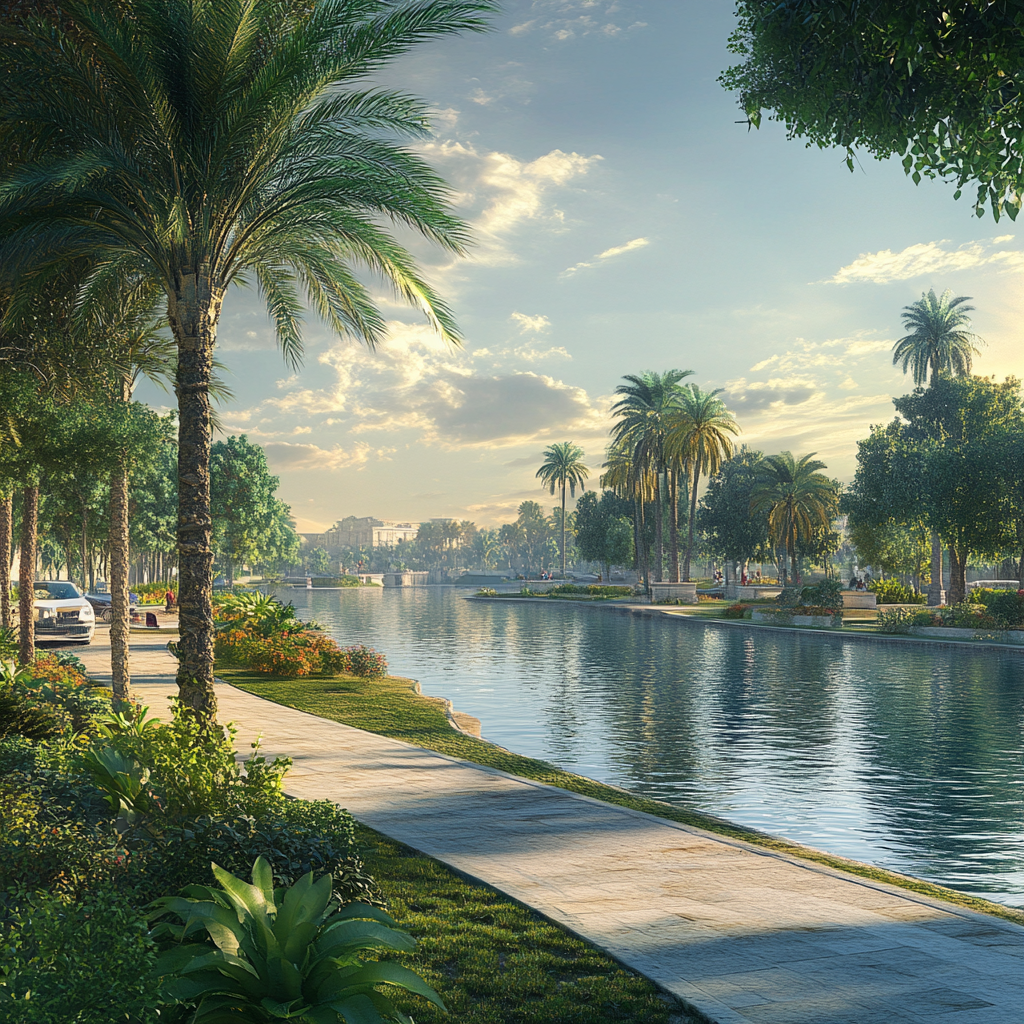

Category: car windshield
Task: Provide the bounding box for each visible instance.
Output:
[34,582,82,600]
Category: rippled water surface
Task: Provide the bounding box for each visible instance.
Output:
[284,587,1024,906]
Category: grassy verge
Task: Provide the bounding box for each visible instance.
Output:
[358,825,700,1024]
[222,668,1024,928]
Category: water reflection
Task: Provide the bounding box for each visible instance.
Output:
[280,586,1024,906]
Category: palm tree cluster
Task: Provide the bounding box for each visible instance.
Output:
[602,371,739,583]
[0,0,495,718]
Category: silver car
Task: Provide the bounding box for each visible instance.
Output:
[33,581,96,644]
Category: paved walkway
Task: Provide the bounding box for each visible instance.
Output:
[76,631,1023,1024]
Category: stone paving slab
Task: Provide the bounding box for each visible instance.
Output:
[75,632,1023,1024]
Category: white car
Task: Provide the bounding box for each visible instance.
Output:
[33,581,96,644]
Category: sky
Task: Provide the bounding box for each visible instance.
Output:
[139,1,1024,533]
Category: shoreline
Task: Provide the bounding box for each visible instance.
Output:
[467,594,1024,654]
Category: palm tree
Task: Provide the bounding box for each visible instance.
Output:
[892,289,984,386]
[609,370,693,582]
[750,452,836,586]
[666,385,739,582]
[536,442,589,575]
[892,288,984,605]
[0,0,494,718]
[601,439,656,587]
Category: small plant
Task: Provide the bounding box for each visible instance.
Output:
[151,856,444,1024]
[801,577,844,609]
[876,607,915,634]
[913,610,941,627]
[346,645,388,679]
[476,588,498,597]
[774,587,801,608]
[0,626,18,661]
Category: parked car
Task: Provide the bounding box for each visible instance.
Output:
[85,589,138,622]
[32,581,95,644]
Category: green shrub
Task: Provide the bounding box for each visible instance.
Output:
[940,601,994,629]
[869,578,925,604]
[774,587,801,608]
[0,887,163,1023]
[215,626,351,677]
[801,577,844,609]
[983,589,1024,627]
[721,603,748,619]
[102,708,291,822]
[135,801,378,908]
[346,644,388,679]
[475,588,498,597]
[876,607,915,634]
[151,857,441,1024]
[0,627,18,662]
[913,610,941,627]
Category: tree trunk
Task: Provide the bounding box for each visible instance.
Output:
[560,482,567,576]
[632,494,646,590]
[926,532,944,606]
[0,490,11,630]
[683,459,701,581]
[109,457,132,706]
[653,471,664,583]
[168,269,224,720]
[948,547,967,605]
[17,485,37,666]
[668,469,680,583]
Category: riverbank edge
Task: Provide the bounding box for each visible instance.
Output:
[467,594,1024,653]
[220,669,1024,928]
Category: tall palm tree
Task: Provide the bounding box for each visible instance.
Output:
[750,452,836,586]
[609,370,693,583]
[601,439,653,587]
[667,385,739,582]
[0,0,494,718]
[892,289,983,386]
[536,442,589,576]
[892,288,984,605]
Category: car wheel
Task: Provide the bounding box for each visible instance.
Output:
[101,609,113,623]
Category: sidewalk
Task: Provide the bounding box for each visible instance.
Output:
[78,632,1023,1024]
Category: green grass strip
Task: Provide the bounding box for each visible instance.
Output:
[357,825,701,1024]
[222,669,1024,928]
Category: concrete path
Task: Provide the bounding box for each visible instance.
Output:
[75,630,1023,1024]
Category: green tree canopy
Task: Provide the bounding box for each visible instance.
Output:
[722,1,1024,219]
[697,447,771,571]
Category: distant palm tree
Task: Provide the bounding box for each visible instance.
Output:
[667,385,739,581]
[0,0,494,719]
[892,288,984,604]
[609,370,693,582]
[750,452,836,586]
[536,442,590,575]
[601,439,654,586]
[892,289,983,386]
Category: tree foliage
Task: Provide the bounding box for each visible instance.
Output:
[722,1,1024,219]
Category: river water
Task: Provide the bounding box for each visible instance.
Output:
[282,586,1024,907]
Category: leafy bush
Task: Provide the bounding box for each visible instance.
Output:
[876,607,915,634]
[869,578,925,604]
[801,577,844,609]
[0,666,66,742]
[22,655,110,734]
[346,644,388,679]
[99,708,291,822]
[913,610,942,627]
[722,603,749,619]
[151,857,442,1024]
[0,887,162,1023]
[0,627,18,662]
[774,587,802,608]
[137,802,378,908]
[940,601,994,629]
[475,588,498,597]
[981,589,1024,627]
[548,584,633,598]
[216,626,350,677]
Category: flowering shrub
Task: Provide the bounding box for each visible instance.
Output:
[346,644,388,678]
[722,603,748,619]
[216,626,386,679]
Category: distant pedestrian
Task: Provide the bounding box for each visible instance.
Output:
[165,588,175,612]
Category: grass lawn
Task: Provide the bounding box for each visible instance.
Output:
[222,668,1024,927]
[359,826,698,1024]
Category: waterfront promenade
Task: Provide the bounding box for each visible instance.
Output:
[79,630,1023,1024]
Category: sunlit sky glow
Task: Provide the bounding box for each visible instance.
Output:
[137,1,1024,531]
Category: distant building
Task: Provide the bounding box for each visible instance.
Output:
[300,516,418,551]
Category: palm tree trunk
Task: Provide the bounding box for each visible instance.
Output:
[168,270,224,720]
[560,481,567,576]
[0,489,12,630]
[108,457,132,706]
[668,469,679,583]
[632,494,646,589]
[654,471,664,583]
[17,485,37,666]
[926,532,944,606]
[683,459,700,581]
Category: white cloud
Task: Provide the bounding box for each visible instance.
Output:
[562,236,649,276]
[421,142,601,266]
[258,320,608,451]
[263,441,391,473]
[510,311,552,334]
[827,237,1024,284]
